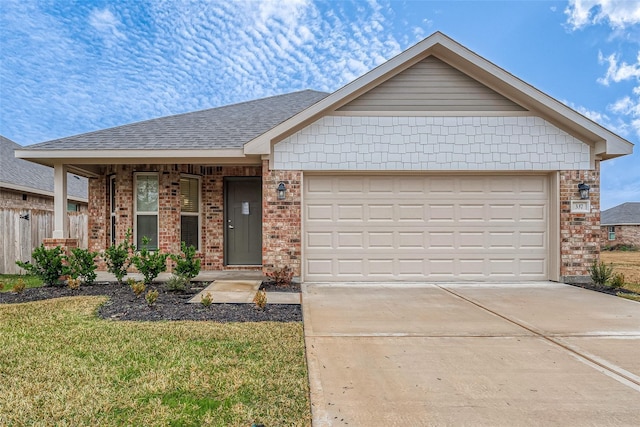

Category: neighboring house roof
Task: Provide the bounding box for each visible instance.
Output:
[0,135,88,201]
[601,202,640,226]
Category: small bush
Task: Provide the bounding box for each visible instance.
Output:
[253,290,267,310]
[589,260,614,286]
[166,275,188,292]
[12,279,26,294]
[131,281,146,298]
[66,247,99,285]
[200,292,213,308]
[16,245,68,286]
[145,289,159,307]
[67,277,81,290]
[104,229,134,284]
[266,266,294,286]
[126,277,137,287]
[169,242,201,281]
[609,272,625,289]
[131,237,168,285]
[0,281,5,291]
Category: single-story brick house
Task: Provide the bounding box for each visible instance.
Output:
[601,202,640,248]
[17,32,633,283]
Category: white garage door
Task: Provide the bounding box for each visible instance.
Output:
[304,175,549,282]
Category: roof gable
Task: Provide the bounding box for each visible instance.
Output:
[245,32,633,160]
[601,202,640,225]
[338,56,525,113]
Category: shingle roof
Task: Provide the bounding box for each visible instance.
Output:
[601,202,640,225]
[0,136,88,199]
[23,90,328,151]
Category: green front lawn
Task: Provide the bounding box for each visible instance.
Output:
[0,274,44,292]
[0,297,310,426]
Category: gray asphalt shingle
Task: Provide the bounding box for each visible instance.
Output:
[22,90,328,151]
[1,136,88,199]
[601,202,640,225]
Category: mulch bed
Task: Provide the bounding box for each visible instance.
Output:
[565,281,639,299]
[0,281,302,322]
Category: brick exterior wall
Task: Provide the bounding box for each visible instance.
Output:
[559,162,600,282]
[1,187,88,212]
[90,164,262,272]
[262,160,302,277]
[601,225,640,248]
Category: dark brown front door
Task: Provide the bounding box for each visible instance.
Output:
[224,177,262,265]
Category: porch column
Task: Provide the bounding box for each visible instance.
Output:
[53,163,68,238]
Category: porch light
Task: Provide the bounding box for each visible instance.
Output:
[277,181,286,200]
[578,183,590,200]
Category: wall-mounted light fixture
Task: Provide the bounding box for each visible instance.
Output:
[277,181,286,200]
[19,213,30,221]
[578,183,590,200]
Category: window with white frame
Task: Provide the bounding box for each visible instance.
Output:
[109,175,116,245]
[134,173,159,249]
[608,226,615,241]
[180,176,200,250]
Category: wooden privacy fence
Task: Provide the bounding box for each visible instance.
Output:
[0,209,88,274]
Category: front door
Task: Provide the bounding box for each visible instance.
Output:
[224,177,262,265]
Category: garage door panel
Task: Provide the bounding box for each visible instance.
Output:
[307,232,333,249]
[429,205,455,221]
[304,175,548,281]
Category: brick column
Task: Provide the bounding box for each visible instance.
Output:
[262,160,302,277]
[559,161,600,283]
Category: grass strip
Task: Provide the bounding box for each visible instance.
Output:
[0,296,310,426]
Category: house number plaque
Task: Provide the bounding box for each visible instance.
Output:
[570,200,590,213]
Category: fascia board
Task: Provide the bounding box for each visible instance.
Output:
[15,148,259,166]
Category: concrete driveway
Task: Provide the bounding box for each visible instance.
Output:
[302,282,640,426]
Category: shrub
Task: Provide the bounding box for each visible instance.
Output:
[589,260,614,286]
[200,292,213,308]
[66,247,99,285]
[0,281,5,291]
[609,272,625,289]
[12,279,26,294]
[16,245,68,286]
[166,275,188,292]
[253,289,267,310]
[104,229,133,284]
[131,281,146,297]
[131,237,168,285]
[170,242,201,281]
[145,289,159,307]
[67,277,81,290]
[266,266,294,286]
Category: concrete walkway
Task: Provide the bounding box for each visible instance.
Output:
[303,282,640,426]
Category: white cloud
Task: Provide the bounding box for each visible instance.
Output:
[89,8,126,45]
[565,0,640,30]
[596,51,640,137]
[598,51,640,85]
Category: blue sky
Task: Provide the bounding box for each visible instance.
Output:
[1,0,638,209]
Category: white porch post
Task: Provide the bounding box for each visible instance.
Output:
[53,163,68,238]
